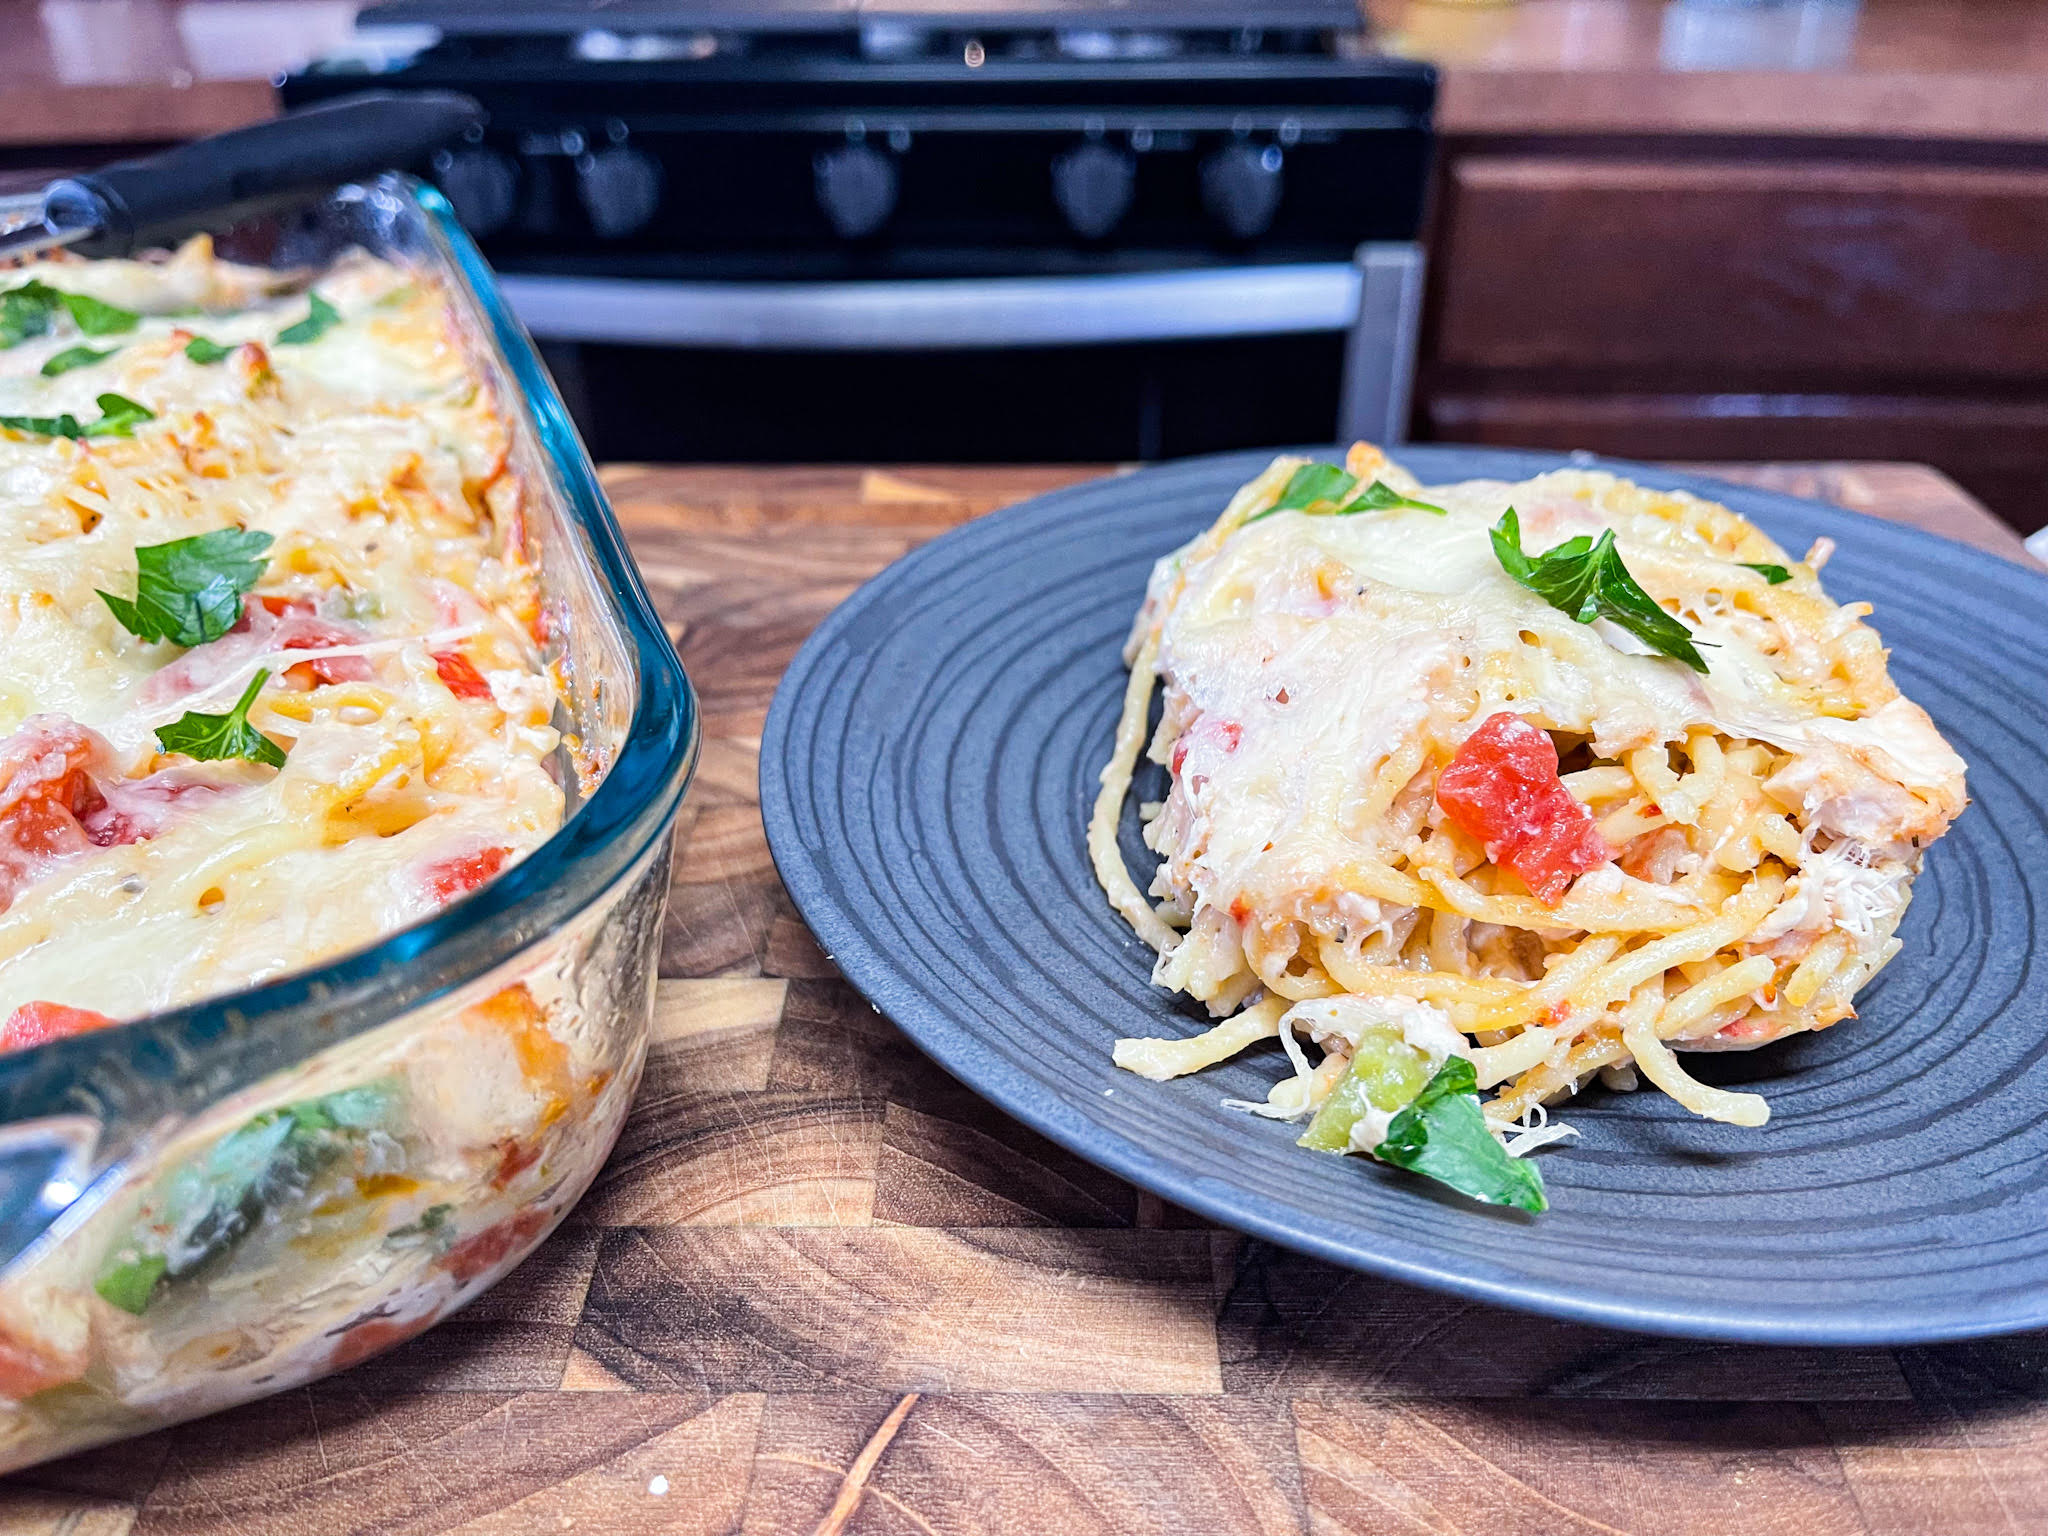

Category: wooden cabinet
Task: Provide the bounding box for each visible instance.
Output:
[1417,149,2048,532]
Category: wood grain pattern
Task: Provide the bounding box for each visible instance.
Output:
[745,1394,1305,1536]
[1436,158,2048,379]
[16,464,2042,1533]
[1295,1399,1870,1536]
[569,1227,1225,1395]
[1217,1241,1914,1403]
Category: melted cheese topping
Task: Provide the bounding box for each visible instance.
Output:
[0,241,561,1021]
[1143,459,1964,939]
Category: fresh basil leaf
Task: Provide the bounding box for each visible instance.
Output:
[1490,506,1710,673]
[155,668,287,768]
[58,290,139,337]
[97,527,271,647]
[1274,461,1354,509]
[0,281,58,348]
[389,1201,453,1243]
[1340,480,1447,516]
[1246,462,1356,522]
[80,392,152,438]
[0,411,83,439]
[184,336,233,364]
[1742,562,1792,585]
[1248,464,1450,525]
[4,392,152,441]
[40,344,116,377]
[275,292,340,346]
[1375,1056,1547,1212]
[93,1083,395,1314]
[0,281,140,346]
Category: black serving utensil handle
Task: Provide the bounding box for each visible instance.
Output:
[41,91,483,259]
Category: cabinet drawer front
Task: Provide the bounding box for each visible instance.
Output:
[1436,158,2048,379]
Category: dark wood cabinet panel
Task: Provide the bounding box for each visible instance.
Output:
[1421,389,2048,533]
[1433,157,2048,382]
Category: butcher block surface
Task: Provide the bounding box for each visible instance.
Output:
[3,460,2042,1536]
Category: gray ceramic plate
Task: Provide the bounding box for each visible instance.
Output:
[760,447,2048,1344]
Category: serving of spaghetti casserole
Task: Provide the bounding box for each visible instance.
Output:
[1095,443,1967,1208]
[0,232,625,1450]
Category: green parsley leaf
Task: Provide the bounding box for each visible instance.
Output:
[1342,479,1446,516]
[1742,562,1792,585]
[97,527,273,647]
[1375,1056,1547,1213]
[183,336,234,364]
[154,668,287,768]
[58,290,139,337]
[81,392,152,438]
[40,344,116,377]
[0,411,83,438]
[93,1082,394,1314]
[275,292,340,346]
[0,280,141,346]
[0,392,151,441]
[0,281,58,348]
[1490,506,1710,673]
[1248,462,1448,523]
[1270,461,1355,512]
[389,1202,454,1242]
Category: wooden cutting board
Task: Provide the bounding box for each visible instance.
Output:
[6,462,2042,1536]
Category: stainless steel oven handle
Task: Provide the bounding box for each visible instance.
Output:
[500,243,1424,444]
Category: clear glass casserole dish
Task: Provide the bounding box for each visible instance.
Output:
[0,174,696,1470]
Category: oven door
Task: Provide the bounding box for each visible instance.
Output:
[502,244,1423,457]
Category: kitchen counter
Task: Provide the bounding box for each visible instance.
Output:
[14,0,2048,152]
[0,0,352,157]
[1376,0,2048,140]
[2,460,2039,1536]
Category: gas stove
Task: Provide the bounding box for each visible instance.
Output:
[288,0,1435,460]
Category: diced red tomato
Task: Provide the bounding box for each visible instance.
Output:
[433,650,494,700]
[247,596,371,683]
[0,720,225,909]
[490,1135,542,1190]
[146,597,372,703]
[0,1002,116,1053]
[421,846,511,903]
[327,1312,436,1373]
[81,770,224,848]
[439,1206,550,1286]
[268,599,373,685]
[1435,712,1613,906]
[0,1322,87,1401]
[0,718,110,913]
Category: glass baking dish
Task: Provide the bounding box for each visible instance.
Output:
[0,174,695,1470]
